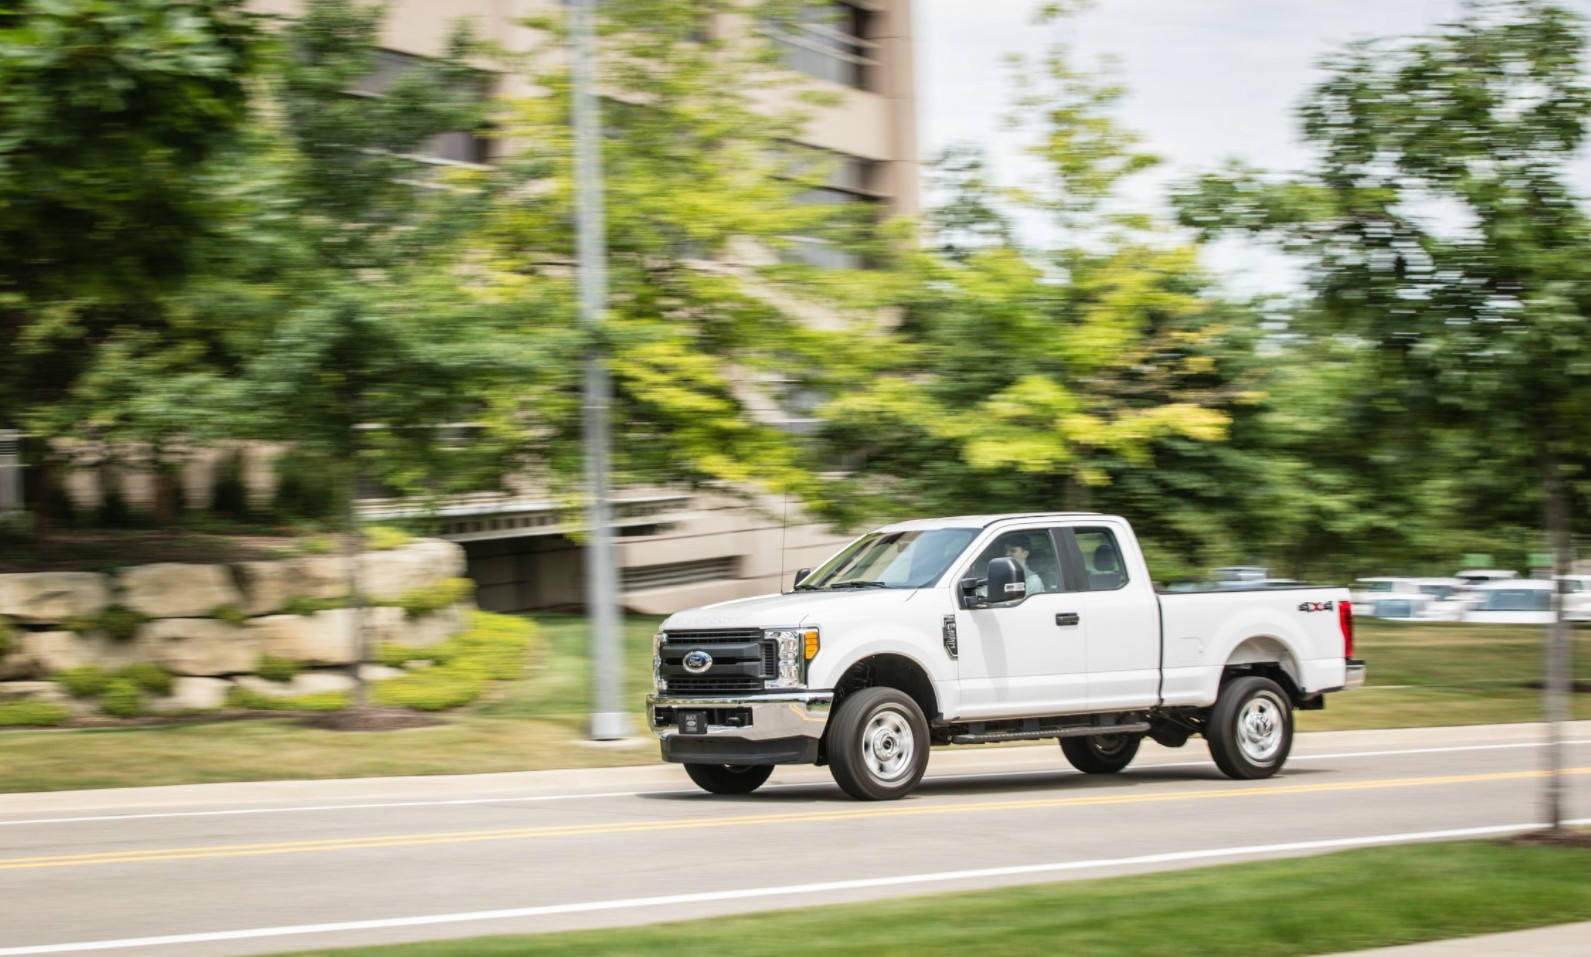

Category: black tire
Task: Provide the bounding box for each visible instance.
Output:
[826,687,931,801]
[1060,733,1141,774]
[684,763,774,795]
[1206,676,1294,780]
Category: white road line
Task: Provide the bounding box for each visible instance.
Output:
[1,738,1585,829]
[2,817,1587,956]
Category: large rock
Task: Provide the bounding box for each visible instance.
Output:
[15,630,147,674]
[0,680,69,704]
[365,605,409,646]
[248,609,364,666]
[235,672,355,698]
[234,561,293,617]
[151,677,232,712]
[398,603,469,648]
[118,564,243,619]
[0,572,109,624]
[288,555,354,602]
[142,619,260,676]
[357,546,444,603]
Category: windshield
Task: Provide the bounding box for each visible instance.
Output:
[1482,588,1552,612]
[802,527,978,590]
[1359,581,1395,592]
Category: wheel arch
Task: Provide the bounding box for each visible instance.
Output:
[831,652,940,725]
[1222,634,1306,703]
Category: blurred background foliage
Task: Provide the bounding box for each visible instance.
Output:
[0,0,1587,582]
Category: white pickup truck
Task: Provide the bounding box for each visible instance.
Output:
[647,513,1365,800]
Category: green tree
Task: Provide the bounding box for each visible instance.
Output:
[483,0,885,509]
[0,0,262,531]
[816,41,1259,575]
[1173,0,1591,824]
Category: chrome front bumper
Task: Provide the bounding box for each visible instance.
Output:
[1344,658,1367,690]
[647,691,834,765]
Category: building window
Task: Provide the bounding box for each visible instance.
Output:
[351,50,493,166]
[621,557,739,592]
[784,150,881,269]
[770,2,876,91]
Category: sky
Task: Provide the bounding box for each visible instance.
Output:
[913,0,1591,295]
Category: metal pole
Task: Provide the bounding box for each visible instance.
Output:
[572,0,629,740]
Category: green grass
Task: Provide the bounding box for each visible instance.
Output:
[1299,620,1591,731]
[0,615,1585,794]
[267,840,1591,957]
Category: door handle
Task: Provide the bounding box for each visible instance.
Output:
[1055,612,1080,627]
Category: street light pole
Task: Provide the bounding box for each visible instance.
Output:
[571,0,628,741]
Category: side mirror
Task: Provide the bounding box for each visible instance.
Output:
[959,577,981,609]
[986,557,1026,604]
[793,567,812,588]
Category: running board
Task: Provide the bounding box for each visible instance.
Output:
[949,721,1151,745]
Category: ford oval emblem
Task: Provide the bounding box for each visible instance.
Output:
[682,650,713,674]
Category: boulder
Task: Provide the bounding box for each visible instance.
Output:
[117,564,243,619]
[142,619,261,676]
[365,605,408,647]
[247,609,364,666]
[0,680,69,704]
[151,677,232,712]
[234,561,293,617]
[398,603,469,648]
[291,556,354,601]
[357,547,441,603]
[0,572,109,624]
[235,671,355,698]
[358,664,404,682]
[15,630,147,674]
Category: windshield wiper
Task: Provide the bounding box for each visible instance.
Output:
[827,580,891,590]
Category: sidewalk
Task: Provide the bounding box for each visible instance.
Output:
[1322,922,1591,956]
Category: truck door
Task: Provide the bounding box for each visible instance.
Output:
[953,527,1089,718]
[1058,524,1162,711]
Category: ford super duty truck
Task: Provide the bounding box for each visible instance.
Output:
[648,513,1365,800]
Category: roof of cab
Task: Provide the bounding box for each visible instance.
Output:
[873,512,1109,533]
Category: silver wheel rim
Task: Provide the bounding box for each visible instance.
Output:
[862,708,915,783]
[1237,692,1286,764]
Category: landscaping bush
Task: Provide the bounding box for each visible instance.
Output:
[227,686,349,712]
[0,700,69,727]
[297,535,336,556]
[117,663,173,697]
[272,450,336,521]
[55,665,111,698]
[374,612,535,712]
[210,449,249,520]
[364,525,414,551]
[256,654,300,683]
[373,642,426,668]
[373,666,484,711]
[396,577,475,619]
[65,605,148,642]
[283,595,347,616]
[210,603,248,627]
[98,679,144,718]
[0,615,14,657]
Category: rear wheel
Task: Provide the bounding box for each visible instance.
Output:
[1207,676,1293,780]
[1060,733,1141,774]
[684,763,773,795]
[827,687,931,801]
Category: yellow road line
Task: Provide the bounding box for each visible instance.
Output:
[4,766,1586,872]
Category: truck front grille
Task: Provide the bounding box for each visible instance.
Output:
[660,628,777,695]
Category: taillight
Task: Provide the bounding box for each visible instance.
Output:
[1338,599,1355,658]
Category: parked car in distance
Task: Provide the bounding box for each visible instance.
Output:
[1461,580,1556,625]
[1358,592,1462,622]
[1454,569,1519,586]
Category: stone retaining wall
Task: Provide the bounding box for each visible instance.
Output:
[0,540,472,714]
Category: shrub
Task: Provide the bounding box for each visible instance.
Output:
[0,700,69,727]
[227,686,348,712]
[397,577,476,620]
[256,655,300,683]
[373,642,427,668]
[297,535,336,556]
[283,595,347,616]
[210,449,249,520]
[434,611,534,680]
[373,667,484,711]
[364,525,414,551]
[210,603,248,627]
[272,450,337,521]
[0,615,14,657]
[66,605,148,642]
[116,663,173,697]
[55,666,111,698]
[98,679,144,718]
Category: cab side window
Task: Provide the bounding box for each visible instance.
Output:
[1074,528,1129,591]
[969,530,1063,597]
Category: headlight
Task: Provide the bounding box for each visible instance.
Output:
[652,631,666,692]
[763,627,818,689]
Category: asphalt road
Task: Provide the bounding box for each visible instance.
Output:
[1,721,1588,957]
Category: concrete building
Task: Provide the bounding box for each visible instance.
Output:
[243,0,920,614]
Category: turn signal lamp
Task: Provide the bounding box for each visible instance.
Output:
[803,629,820,660]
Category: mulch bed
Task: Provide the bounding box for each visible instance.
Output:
[299,707,445,732]
[1502,828,1591,850]
[0,528,309,574]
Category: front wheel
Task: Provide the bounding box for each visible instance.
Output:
[1060,733,1141,774]
[826,687,931,800]
[684,763,773,795]
[1206,676,1293,780]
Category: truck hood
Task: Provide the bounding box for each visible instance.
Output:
[660,588,918,631]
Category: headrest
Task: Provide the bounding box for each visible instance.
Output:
[1093,543,1119,573]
